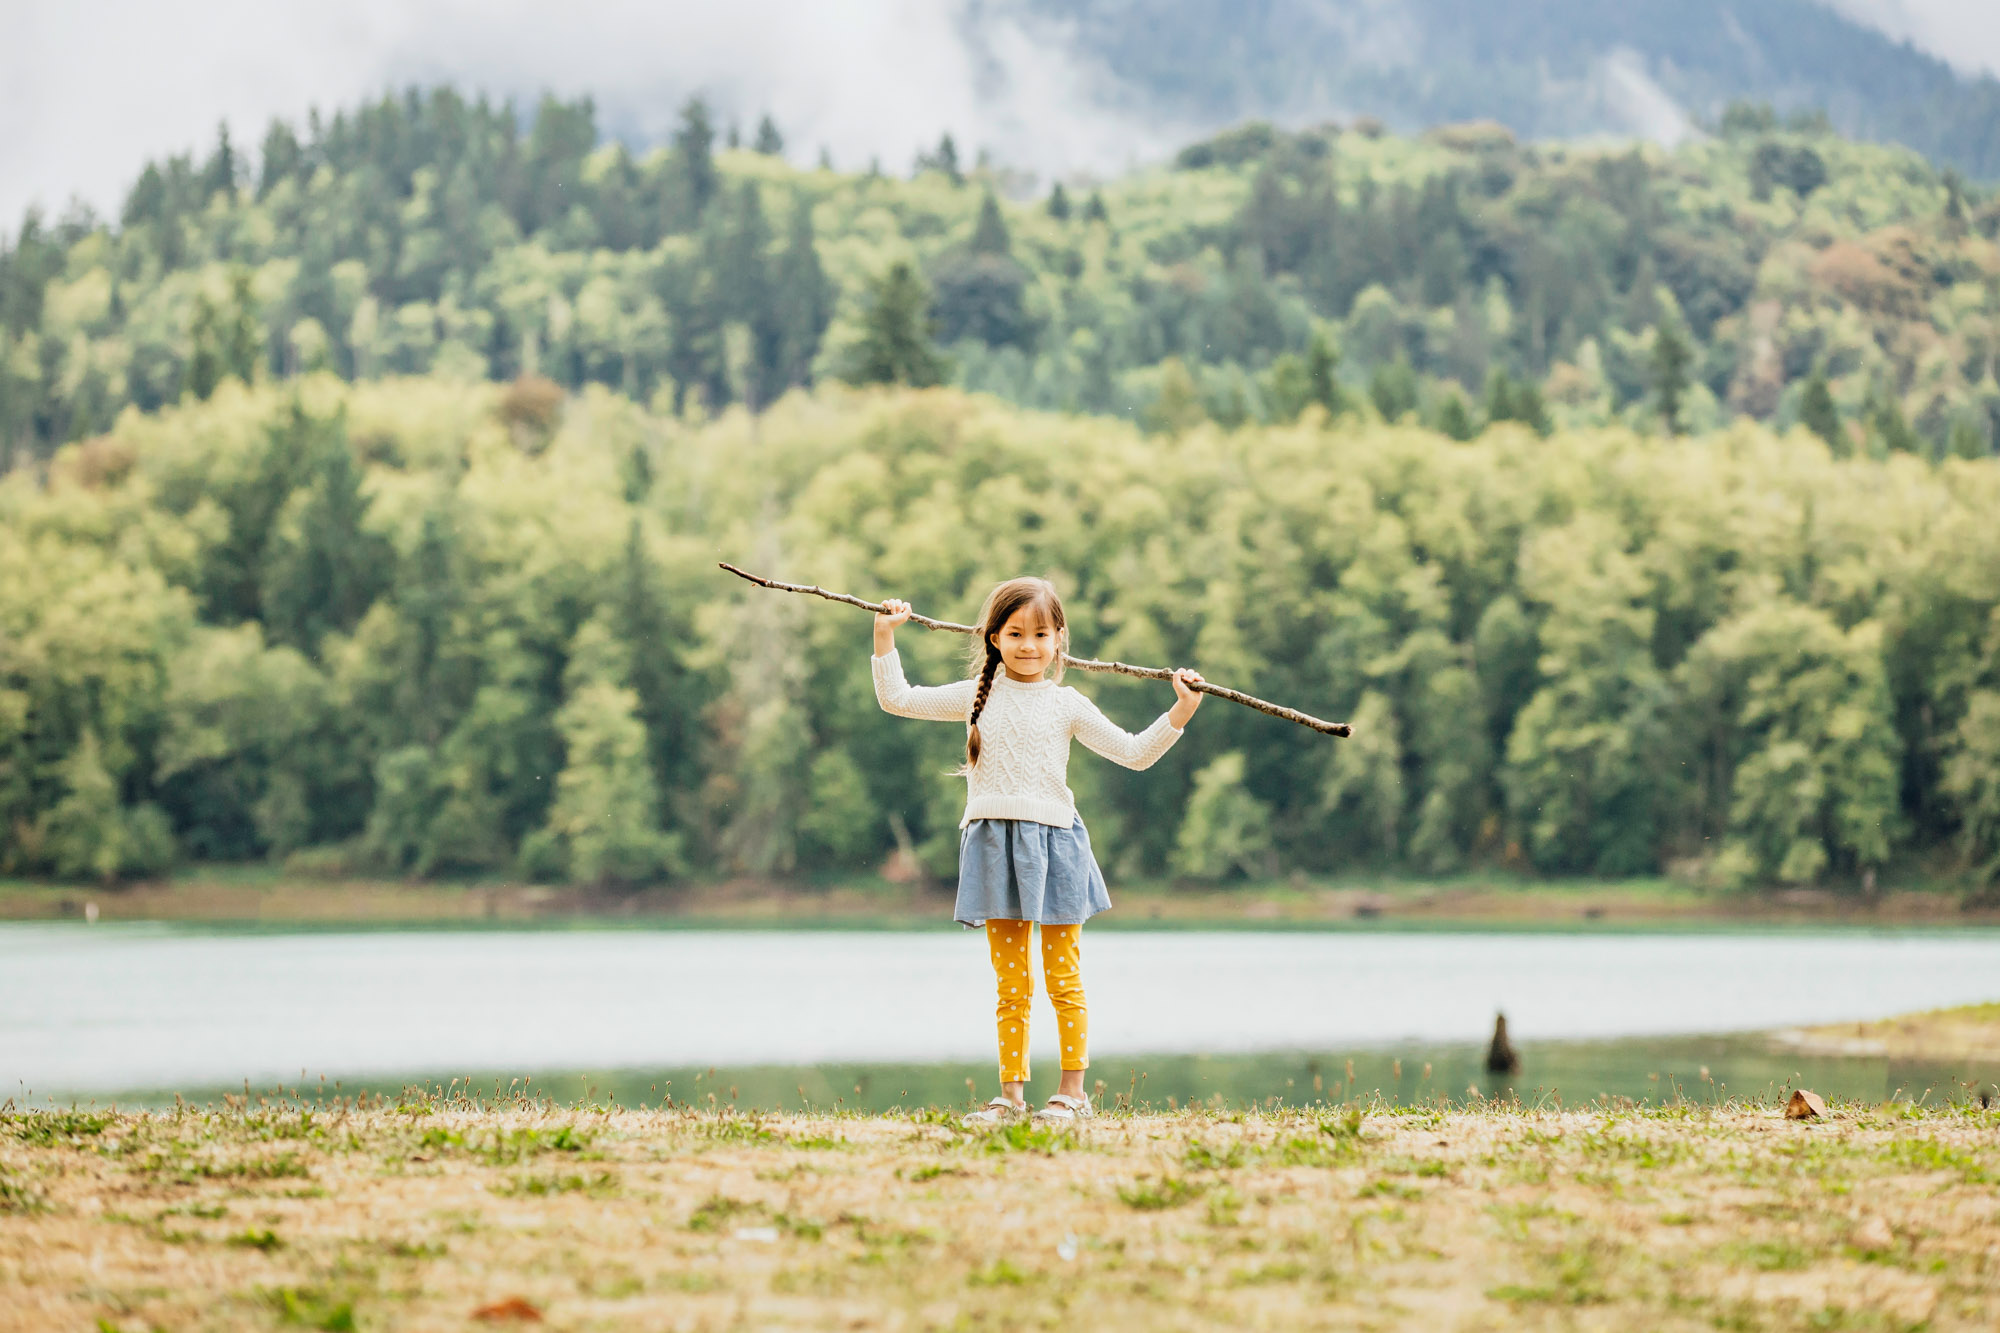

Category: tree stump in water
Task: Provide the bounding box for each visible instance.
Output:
[1486,1012,1520,1075]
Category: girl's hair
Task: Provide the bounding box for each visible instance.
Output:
[963,576,1068,769]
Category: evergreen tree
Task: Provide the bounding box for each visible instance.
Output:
[200,123,237,202]
[1435,390,1476,440]
[1865,384,1921,455]
[1799,370,1844,452]
[184,297,226,401]
[710,182,782,406]
[520,95,597,234]
[262,411,393,656]
[1483,368,1517,425]
[221,269,261,383]
[257,119,301,199]
[1145,357,1207,434]
[610,518,695,802]
[1305,329,1345,417]
[1948,413,1989,459]
[1046,182,1072,220]
[1082,190,1109,224]
[753,114,784,156]
[970,191,1011,255]
[671,97,719,223]
[1369,357,1419,422]
[1652,315,1692,434]
[527,620,682,887]
[773,193,833,389]
[1944,170,1969,238]
[919,133,962,184]
[844,262,947,387]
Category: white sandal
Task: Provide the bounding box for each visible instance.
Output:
[1032,1093,1093,1124]
[963,1096,1028,1127]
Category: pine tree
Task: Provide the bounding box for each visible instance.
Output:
[1515,378,1552,435]
[1082,191,1109,224]
[1948,414,1989,459]
[221,269,261,383]
[1305,330,1345,417]
[672,97,718,222]
[258,119,301,199]
[262,410,393,656]
[1798,370,1844,452]
[753,114,784,156]
[1652,315,1692,434]
[184,297,226,401]
[970,191,1011,255]
[1369,357,1418,422]
[844,262,947,387]
[535,622,682,887]
[1483,368,1517,425]
[200,123,237,202]
[1046,182,1072,220]
[773,193,833,389]
[1434,391,1476,441]
[1866,384,1921,455]
[929,133,962,184]
[611,517,695,800]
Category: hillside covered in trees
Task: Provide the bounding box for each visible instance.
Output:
[4,92,2000,893]
[5,88,2000,474]
[4,378,1998,893]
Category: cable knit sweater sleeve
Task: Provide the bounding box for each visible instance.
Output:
[872,649,976,721]
[1068,687,1183,770]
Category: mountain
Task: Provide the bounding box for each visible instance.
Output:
[1026,0,2000,177]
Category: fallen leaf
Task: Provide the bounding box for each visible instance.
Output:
[472,1297,543,1322]
[1784,1089,1827,1120]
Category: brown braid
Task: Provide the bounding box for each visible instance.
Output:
[965,647,1002,768]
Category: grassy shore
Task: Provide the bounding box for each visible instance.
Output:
[4,1094,1997,1331]
[5,868,1997,929]
[1780,1004,2000,1064]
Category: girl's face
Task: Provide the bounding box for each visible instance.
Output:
[992,603,1058,682]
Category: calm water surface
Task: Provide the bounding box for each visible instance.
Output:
[5,923,1999,1105]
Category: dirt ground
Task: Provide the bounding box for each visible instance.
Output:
[4,1095,1997,1331]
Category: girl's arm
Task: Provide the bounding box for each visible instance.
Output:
[872,599,975,721]
[1070,668,1204,770]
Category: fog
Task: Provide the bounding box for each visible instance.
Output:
[3,0,1997,231]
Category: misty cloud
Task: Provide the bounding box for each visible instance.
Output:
[0,0,1184,231]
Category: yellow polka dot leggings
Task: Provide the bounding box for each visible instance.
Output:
[985,919,1088,1083]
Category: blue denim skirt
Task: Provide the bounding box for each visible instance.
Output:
[954,817,1112,928]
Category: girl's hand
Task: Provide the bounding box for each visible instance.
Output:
[1168,668,1205,728]
[874,598,912,656]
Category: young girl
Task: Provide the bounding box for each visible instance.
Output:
[872,577,1203,1125]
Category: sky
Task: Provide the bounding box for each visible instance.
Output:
[3,0,1998,235]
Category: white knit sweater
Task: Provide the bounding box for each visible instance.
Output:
[872,649,1184,829]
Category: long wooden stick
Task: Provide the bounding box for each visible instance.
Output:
[720,563,1352,738]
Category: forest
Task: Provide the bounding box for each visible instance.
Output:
[4,374,1998,892]
[2,91,1999,891]
[5,88,2000,471]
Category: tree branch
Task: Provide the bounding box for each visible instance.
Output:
[719,562,1352,738]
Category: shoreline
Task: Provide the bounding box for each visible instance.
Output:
[5,872,1998,930]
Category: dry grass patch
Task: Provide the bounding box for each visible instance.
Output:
[1,1095,1997,1329]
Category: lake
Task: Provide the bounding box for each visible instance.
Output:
[6,923,1999,1109]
